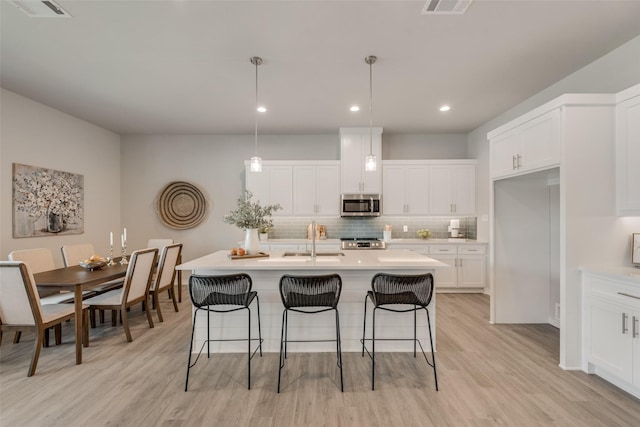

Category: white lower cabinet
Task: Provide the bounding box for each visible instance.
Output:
[429,245,486,290]
[582,272,640,399]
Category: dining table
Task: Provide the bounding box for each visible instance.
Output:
[33,261,128,364]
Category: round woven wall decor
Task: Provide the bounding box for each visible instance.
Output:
[156,181,208,229]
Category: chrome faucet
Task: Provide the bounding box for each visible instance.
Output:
[311,220,317,259]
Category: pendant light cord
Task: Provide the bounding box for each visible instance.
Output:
[369,57,373,156]
[254,59,259,157]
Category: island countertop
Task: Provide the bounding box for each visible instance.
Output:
[176,248,448,271]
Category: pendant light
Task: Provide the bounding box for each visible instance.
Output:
[364,55,377,172]
[250,56,263,172]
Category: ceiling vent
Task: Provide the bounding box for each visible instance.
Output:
[422,0,473,15]
[10,0,71,18]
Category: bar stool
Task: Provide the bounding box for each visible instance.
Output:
[361,272,438,391]
[185,273,263,391]
[277,274,343,393]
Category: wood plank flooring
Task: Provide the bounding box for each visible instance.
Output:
[1,292,639,426]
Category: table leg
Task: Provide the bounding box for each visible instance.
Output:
[74,287,83,364]
[178,269,182,303]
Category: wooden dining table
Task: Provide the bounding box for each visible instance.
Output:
[33,262,128,364]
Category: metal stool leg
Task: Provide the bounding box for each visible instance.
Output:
[277,309,287,393]
[336,308,344,392]
[247,307,252,390]
[426,307,439,391]
[372,306,376,390]
[361,295,368,357]
[256,295,263,356]
[414,306,417,358]
[185,309,198,391]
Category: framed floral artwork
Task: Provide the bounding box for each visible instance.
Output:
[12,163,84,237]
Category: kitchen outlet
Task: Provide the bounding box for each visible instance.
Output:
[555,303,560,320]
[403,225,408,232]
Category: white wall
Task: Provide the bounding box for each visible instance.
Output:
[468,34,640,242]
[383,134,468,159]
[0,89,121,267]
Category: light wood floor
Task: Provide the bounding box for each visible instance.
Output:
[1,292,639,426]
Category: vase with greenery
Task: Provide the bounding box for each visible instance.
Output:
[224,191,281,253]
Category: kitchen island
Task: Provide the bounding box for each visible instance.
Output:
[177,249,446,353]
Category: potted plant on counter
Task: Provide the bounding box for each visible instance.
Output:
[224,191,281,254]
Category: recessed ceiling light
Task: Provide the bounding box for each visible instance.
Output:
[439,105,451,112]
[350,106,360,112]
[257,106,267,113]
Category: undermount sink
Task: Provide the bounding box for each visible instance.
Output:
[283,252,345,257]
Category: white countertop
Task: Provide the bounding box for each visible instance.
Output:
[177,249,448,271]
[260,238,487,245]
[580,266,640,285]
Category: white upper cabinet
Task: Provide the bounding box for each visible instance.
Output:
[293,164,340,216]
[245,163,293,216]
[490,109,561,179]
[382,163,429,215]
[616,84,640,216]
[340,127,382,194]
[428,164,476,215]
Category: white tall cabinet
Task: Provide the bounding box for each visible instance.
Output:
[340,127,382,194]
[615,83,640,216]
[488,93,626,370]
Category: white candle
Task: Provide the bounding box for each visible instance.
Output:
[121,234,125,248]
[123,227,127,243]
[110,232,113,246]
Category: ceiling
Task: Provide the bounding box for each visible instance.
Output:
[2,0,640,136]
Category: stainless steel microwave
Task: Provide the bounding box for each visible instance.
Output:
[340,194,381,217]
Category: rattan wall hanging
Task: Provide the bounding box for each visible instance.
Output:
[155,181,208,229]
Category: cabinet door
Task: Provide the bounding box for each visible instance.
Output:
[429,254,457,288]
[429,165,453,214]
[315,165,340,215]
[520,109,560,173]
[452,165,475,215]
[458,255,486,288]
[382,165,407,214]
[588,298,633,382]
[616,94,640,215]
[491,130,521,179]
[405,166,429,214]
[269,166,293,216]
[341,133,365,194]
[246,166,271,207]
[293,166,317,215]
[634,311,640,387]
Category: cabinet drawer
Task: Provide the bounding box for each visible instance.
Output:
[459,245,486,255]
[429,245,457,255]
[588,275,640,308]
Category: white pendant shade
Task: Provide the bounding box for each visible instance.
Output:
[250,156,262,172]
[365,154,377,171]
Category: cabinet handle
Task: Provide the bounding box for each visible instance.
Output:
[453,203,457,213]
[467,249,478,251]
[459,258,462,268]
[623,313,628,334]
[634,316,639,338]
[618,292,640,300]
[512,155,517,170]
[517,154,522,168]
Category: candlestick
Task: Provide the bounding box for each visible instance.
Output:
[123,227,127,243]
[120,233,129,265]
[109,231,113,246]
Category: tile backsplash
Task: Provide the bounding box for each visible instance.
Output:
[269,216,477,240]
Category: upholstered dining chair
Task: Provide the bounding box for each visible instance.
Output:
[0,261,89,377]
[82,248,158,342]
[147,238,183,303]
[149,243,182,322]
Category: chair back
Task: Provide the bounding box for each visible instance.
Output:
[371,273,435,307]
[189,274,252,307]
[147,239,173,249]
[61,243,95,267]
[122,248,158,304]
[0,262,42,326]
[279,274,342,308]
[8,248,55,274]
[153,243,182,291]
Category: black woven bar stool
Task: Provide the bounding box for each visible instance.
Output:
[185,273,263,391]
[361,272,438,391]
[277,273,343,393]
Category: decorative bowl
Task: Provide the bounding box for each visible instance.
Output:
[79,259,107,271]
[416,229,432,239]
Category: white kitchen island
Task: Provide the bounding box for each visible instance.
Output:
[176,249,446,353]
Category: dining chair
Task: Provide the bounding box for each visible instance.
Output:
[361,272,438,391]
[147,239,183,303]
[83,248,158,342]
[149,243,182,322]
[0,261,89,377]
